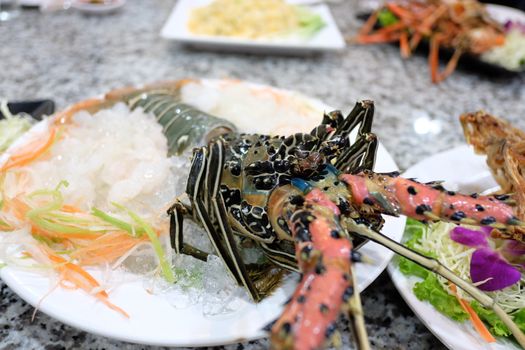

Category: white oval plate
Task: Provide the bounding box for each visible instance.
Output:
[388,145,520,350]
[0,79,405,347]
[160,0,346,54]
[486,3,525,26]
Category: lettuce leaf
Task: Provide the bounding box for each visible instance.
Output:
[413,273,469,322]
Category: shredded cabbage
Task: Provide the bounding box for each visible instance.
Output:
[482,29,525,72]
[0,100,34,153]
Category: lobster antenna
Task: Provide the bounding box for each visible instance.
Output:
[348,264,371,350]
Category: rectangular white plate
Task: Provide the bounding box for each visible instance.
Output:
[160,0,346,54]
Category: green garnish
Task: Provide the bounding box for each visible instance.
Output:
[296,6,325,38]
[0,100,34,153]
[111,202,175,284]
[377,9,399,27]
[91,207,144,237]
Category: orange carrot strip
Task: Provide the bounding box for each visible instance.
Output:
[356,31,403,44]
[48,254,109,298]
[1,127,57,172]
[359,10,378,36]
[429,35,441,83]
[450,284,496,343]
[52,98,103,126]
[400,32,411,58]
[409,31,423,50]
[386,3,415,20]
[438,48,463,82]
[61,205,84,214]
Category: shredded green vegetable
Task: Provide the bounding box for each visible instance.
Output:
[0,100,34,153]
[91,207,144,237]
[296,6,325,38]
[377,9,399,27]
[399,218,525,340]
[111,202,175,283]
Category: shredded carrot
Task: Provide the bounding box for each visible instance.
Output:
[70,231,146,265]
[61,205,84,214]
[358,10,378,36]
[450,284,496,343]
[400,32,411,58]
[386,2,415,20]
[46,252,129,318]
[1,127,58,172]
[429,35,441,83]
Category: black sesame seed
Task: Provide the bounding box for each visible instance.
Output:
[330,230,341,239]
[494,194,510,201]
[319,304,329,314]
[481,216,496,225]
[323,186,330,191]
[407,186,417,195]
[470,193,479,199]
[415,204,432,215]
[300,245,312,260]
[295,228,312,242]
[342,286,354,302]
[363,197,374,205]
[447,191,456,196]
[281,322,292,335]
[297,295,306,304]
[450,211,467,221]
[290,195,305,206]
[350,251,362,262]
[315,262,326,275]
[325,323,337,338]
[475,204,485,212]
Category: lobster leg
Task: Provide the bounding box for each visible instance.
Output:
[167,201,209,262]
[185,147,247,288]
[349,222,525,348]
[206,139,262,301]
[270,188,369,350]
[335,133,378,175]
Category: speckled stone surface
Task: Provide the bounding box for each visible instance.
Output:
[0,1,524,349]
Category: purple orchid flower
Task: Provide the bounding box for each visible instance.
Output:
[450,226,522,292]
[504,20,525,34]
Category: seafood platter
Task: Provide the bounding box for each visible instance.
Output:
[1,75,525,350]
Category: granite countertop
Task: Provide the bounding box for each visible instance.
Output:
[0,1,524,349]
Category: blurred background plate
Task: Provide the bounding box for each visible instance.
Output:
[160,0,346,54]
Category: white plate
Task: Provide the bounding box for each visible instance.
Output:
[388,145,520,350]
[71,0,125,14]
[160,0,346,54]
[486,3,525,25]
[0,79,404,347]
